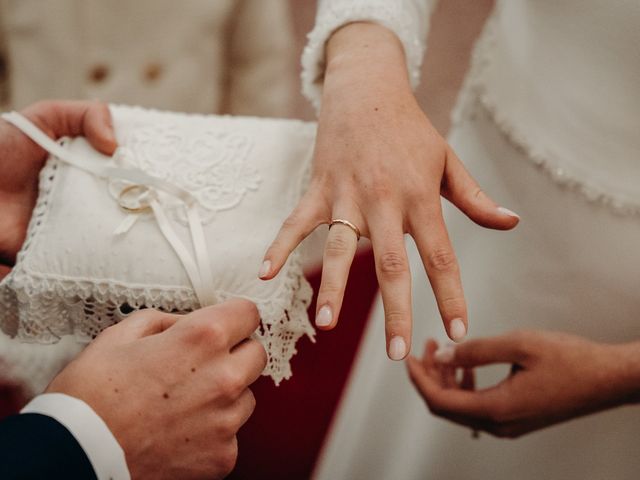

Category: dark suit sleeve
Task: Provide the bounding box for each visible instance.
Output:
[0,413,97,479]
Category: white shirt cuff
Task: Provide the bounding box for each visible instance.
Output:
[22,393,131,480]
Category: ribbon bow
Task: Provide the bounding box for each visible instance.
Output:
[2,111,216,307]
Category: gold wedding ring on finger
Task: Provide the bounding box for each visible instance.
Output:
[329,219,361,241]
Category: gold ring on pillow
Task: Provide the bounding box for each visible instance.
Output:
[118,184,153,213]
[329,218,361,241]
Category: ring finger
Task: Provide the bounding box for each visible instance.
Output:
[315,208,363,330]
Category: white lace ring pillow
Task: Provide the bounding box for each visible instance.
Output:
[0,105,317,385]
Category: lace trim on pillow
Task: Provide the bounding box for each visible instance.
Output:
[0,127,315,385]
[301,0,430,112]
[451,9,640,217]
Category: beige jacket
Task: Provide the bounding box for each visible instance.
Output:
[0,0,296,116]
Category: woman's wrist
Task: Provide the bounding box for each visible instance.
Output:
[323,22,413,103]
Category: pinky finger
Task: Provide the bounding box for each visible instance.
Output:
[260,192,327,280]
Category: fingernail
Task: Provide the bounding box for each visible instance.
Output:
[315,305,333,327]
[449,318,467,342]
[497,206,520,219]
[389,336,407,361]
[434,344,456,364]
[258,260,271,279]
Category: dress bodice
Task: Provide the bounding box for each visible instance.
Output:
[470,0,640,210]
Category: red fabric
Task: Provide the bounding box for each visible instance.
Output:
[229,249,377,480]
[0,381,26,419]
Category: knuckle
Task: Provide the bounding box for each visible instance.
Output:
[281,209,314,238]
[385,311,409,333]
[371,183,394,200]
[97,322,120,339]
[427,247,458,273]
[405,182,431,204]
[473,187,485,201]
[234,298,260,323]
[282,211,302,230]
[378,251,408,278]
[216,416,238,439]
[189,321,228,347]
[249,340,268,370]
[439,296,466,316]
[217,442,239,476]
[125,307,159,324]
[324,234,351,258]
[217,367,246,399]
[244,389,257,413]
[319,281,342,297]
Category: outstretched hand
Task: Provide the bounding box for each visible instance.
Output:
[407,331,640,438]
[260,22,519,360]
[0,100,117,276]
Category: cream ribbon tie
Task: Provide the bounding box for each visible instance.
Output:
[2,111,216,307]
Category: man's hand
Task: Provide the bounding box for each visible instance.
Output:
[0,100,116,274]
[47,299,267,480]
[407,331,640,438]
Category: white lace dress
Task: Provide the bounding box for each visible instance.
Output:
[305,1,640,479]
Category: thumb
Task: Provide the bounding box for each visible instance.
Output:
[442,147,520,231]
[22,100,118,156]
[434,334,527,368]
[82,101,118,155]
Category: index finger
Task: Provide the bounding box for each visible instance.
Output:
[185,298,261,348]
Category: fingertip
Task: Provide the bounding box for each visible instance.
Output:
[85,102,118,155]
[448,318,467,343]
[388,335,408,361]
[315,304,335,329]
[425,338,439,352]
[433,344,456,364]
[258,259,272,280]
[258,256,286,281]
[497,206,520,221]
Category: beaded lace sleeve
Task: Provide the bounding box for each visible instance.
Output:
[301,0,436,112]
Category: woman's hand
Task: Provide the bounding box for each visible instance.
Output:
[261,23,519,359]
[407,331,640,438]
[0,100,117,276]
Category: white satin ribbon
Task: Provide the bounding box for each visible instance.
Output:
[2,111,216,307]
